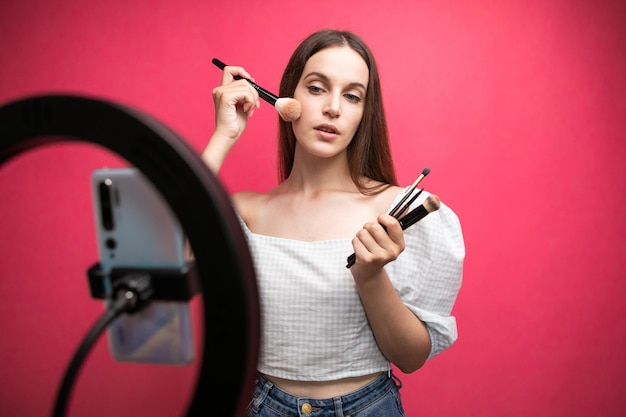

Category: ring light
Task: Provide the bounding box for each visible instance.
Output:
[0,94,260,417]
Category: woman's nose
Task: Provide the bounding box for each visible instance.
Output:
[323,94,341,118]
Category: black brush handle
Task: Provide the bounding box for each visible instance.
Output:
[398,204,429,229]
[211,58,278,105]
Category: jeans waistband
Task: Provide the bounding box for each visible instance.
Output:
[250,372,401,416]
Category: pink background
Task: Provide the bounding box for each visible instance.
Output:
[1,0,625,416]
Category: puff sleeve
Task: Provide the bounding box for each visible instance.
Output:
[385,192,465,360]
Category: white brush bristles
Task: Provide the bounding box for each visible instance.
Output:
[275,98,302,122]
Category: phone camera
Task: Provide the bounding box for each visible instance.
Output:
[105,238,117,250]
[98,179,115,231]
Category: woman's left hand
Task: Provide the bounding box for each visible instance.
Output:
[350,213,405,280]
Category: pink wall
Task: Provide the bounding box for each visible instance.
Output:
[1,1,625,416]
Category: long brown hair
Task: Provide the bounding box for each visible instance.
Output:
[277,29,397,193]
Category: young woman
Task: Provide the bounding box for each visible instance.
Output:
[203,29,464,417]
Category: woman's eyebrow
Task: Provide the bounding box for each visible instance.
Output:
[303,71,367,91]
[303,71,328,81]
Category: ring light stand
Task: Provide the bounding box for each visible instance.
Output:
[0,94,260,417]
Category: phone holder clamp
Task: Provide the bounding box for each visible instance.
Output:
[87,261,200,302]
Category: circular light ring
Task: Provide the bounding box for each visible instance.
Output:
[0,94,260,417]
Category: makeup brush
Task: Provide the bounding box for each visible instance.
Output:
[397,194,440,229]
[345,194,441,269]
[212,58,302,122]
[388,167,431,218]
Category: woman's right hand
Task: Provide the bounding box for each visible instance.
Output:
[203,66,261,173]
[211,65,261,142]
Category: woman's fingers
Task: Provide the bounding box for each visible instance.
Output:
[220,65,254,85]
[353,214,404,267]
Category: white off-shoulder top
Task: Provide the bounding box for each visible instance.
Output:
[238,190,465,381]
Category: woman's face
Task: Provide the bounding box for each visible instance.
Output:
[291,46,369,160]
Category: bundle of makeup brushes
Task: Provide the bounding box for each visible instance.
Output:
[346,167,440,268]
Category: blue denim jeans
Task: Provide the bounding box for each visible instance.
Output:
[247,372,406,417]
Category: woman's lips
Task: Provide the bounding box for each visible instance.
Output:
[315,123,339,140]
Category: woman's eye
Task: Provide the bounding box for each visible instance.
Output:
[345,93,362,103]
[307,85,324,94]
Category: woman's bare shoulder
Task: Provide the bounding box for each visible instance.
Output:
[363,181,404,207]
[232,190,266,216]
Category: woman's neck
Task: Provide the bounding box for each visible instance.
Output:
[286,152,355,194]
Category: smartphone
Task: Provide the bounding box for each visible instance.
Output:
[91,166,194,365]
